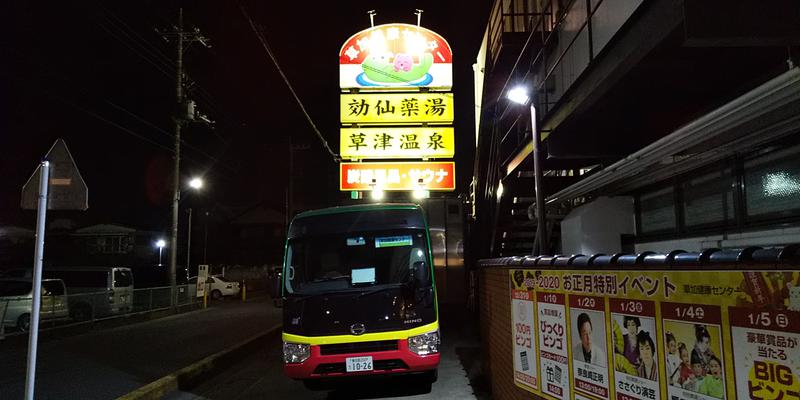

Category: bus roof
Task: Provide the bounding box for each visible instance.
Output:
[293,203,422,219]
[289,203,427,239]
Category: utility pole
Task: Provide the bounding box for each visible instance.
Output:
[159,8,210,307]
[186,207,192,282]
[286,135,293,228]
[203,210,209,263]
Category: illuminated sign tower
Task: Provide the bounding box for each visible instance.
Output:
[338,20,456,197]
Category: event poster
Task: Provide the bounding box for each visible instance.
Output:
[729,307,800,400]
[507,269,800,400]
[610,298,660,400]
[538,292,570,400]
[661,302,726,400]
[570,295,610,399]
[510,272,538,391]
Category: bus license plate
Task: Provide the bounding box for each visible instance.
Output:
[345,356,373,372]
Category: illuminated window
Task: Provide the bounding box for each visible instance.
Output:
[639,187,676,233]
[682,169,734,227]
[745,145,800,219]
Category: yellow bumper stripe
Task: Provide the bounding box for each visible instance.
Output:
[282,321,439,345]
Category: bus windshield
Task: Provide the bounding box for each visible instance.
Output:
[285,229,430,296]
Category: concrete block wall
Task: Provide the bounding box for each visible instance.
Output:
[479,267,534,400]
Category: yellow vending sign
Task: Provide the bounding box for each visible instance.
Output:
[340,93,454,125]
[340,127,454,160]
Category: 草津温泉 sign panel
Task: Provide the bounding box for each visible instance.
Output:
[339,161,455,191]
[340,93,453,125]
[339,23,452,90]
[507,269,800,400]
[340,127,454,160]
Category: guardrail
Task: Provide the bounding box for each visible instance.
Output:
[0,284,200,339]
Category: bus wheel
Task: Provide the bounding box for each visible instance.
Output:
[422,369,438,384]
[18,314,31,332]
[71,304,92,322]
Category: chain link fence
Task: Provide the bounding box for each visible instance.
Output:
[1,284,199,339]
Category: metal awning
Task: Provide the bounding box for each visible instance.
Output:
[547,67,800,204]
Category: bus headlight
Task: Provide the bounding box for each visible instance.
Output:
[283,342,310,363]
[408,330,440,355]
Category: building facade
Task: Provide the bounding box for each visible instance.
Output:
[471,0,800,259]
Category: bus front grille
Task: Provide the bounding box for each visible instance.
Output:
[313,359,409,375]
[319,340,398,355]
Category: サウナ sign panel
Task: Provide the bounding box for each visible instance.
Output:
[340,93,454,125]
[340,127,454,160]
[339,23,452,90]
[339,161,455,191]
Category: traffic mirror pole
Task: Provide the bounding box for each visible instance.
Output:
[25,160,50,400]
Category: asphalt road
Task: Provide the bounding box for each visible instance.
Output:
[0,295,282,400]
[166,305,488,400]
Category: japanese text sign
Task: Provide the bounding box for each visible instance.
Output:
[511,274,539,391]
[506,269,800,400]
[340,93,454,125]
[339,161,455,191]
[340,127,454,160]
[339,23,453,90]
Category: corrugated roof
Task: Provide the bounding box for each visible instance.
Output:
[478,244,800,268]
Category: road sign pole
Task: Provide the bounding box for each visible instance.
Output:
[25,160,50,400]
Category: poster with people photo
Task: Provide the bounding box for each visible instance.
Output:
[610,298,660,400]
[661,302,726,400]
[569,295,610,399]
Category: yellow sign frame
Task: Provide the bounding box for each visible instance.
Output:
[340,127,454,160]
[340,93,454,125]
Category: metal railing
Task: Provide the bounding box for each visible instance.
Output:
[488,0,553,66]
[0,284,200,339]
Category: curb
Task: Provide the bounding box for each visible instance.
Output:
[115,323,282,400]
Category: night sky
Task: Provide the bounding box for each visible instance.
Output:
[1,1,488,232]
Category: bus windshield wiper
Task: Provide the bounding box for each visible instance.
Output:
[289,286,353,302]
[310,275,350,283]
[357,283,409,299]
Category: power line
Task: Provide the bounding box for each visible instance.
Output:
[238,4,340,163]
[93,2,233,147]
[107,102,237,173]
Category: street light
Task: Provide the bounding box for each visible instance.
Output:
[412,178,428,200]
[185,177,204,284]
[507,85,547,256]
[169,176,205,307]
[189,177,204,190]
[156,239,166,266]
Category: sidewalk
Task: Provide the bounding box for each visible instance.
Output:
[0,296,282,400]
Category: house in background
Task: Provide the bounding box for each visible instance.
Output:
[227,203,286,266]
[60,224,166,269]
[0,225,35,271]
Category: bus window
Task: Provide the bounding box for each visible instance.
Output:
[285,229,430,295]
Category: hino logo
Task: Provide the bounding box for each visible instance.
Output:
[350,323,366,335]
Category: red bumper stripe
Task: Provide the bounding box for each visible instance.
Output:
[284,339,440,379]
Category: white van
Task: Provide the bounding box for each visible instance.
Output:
[0,278,69,332]
[45,267,134,320]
